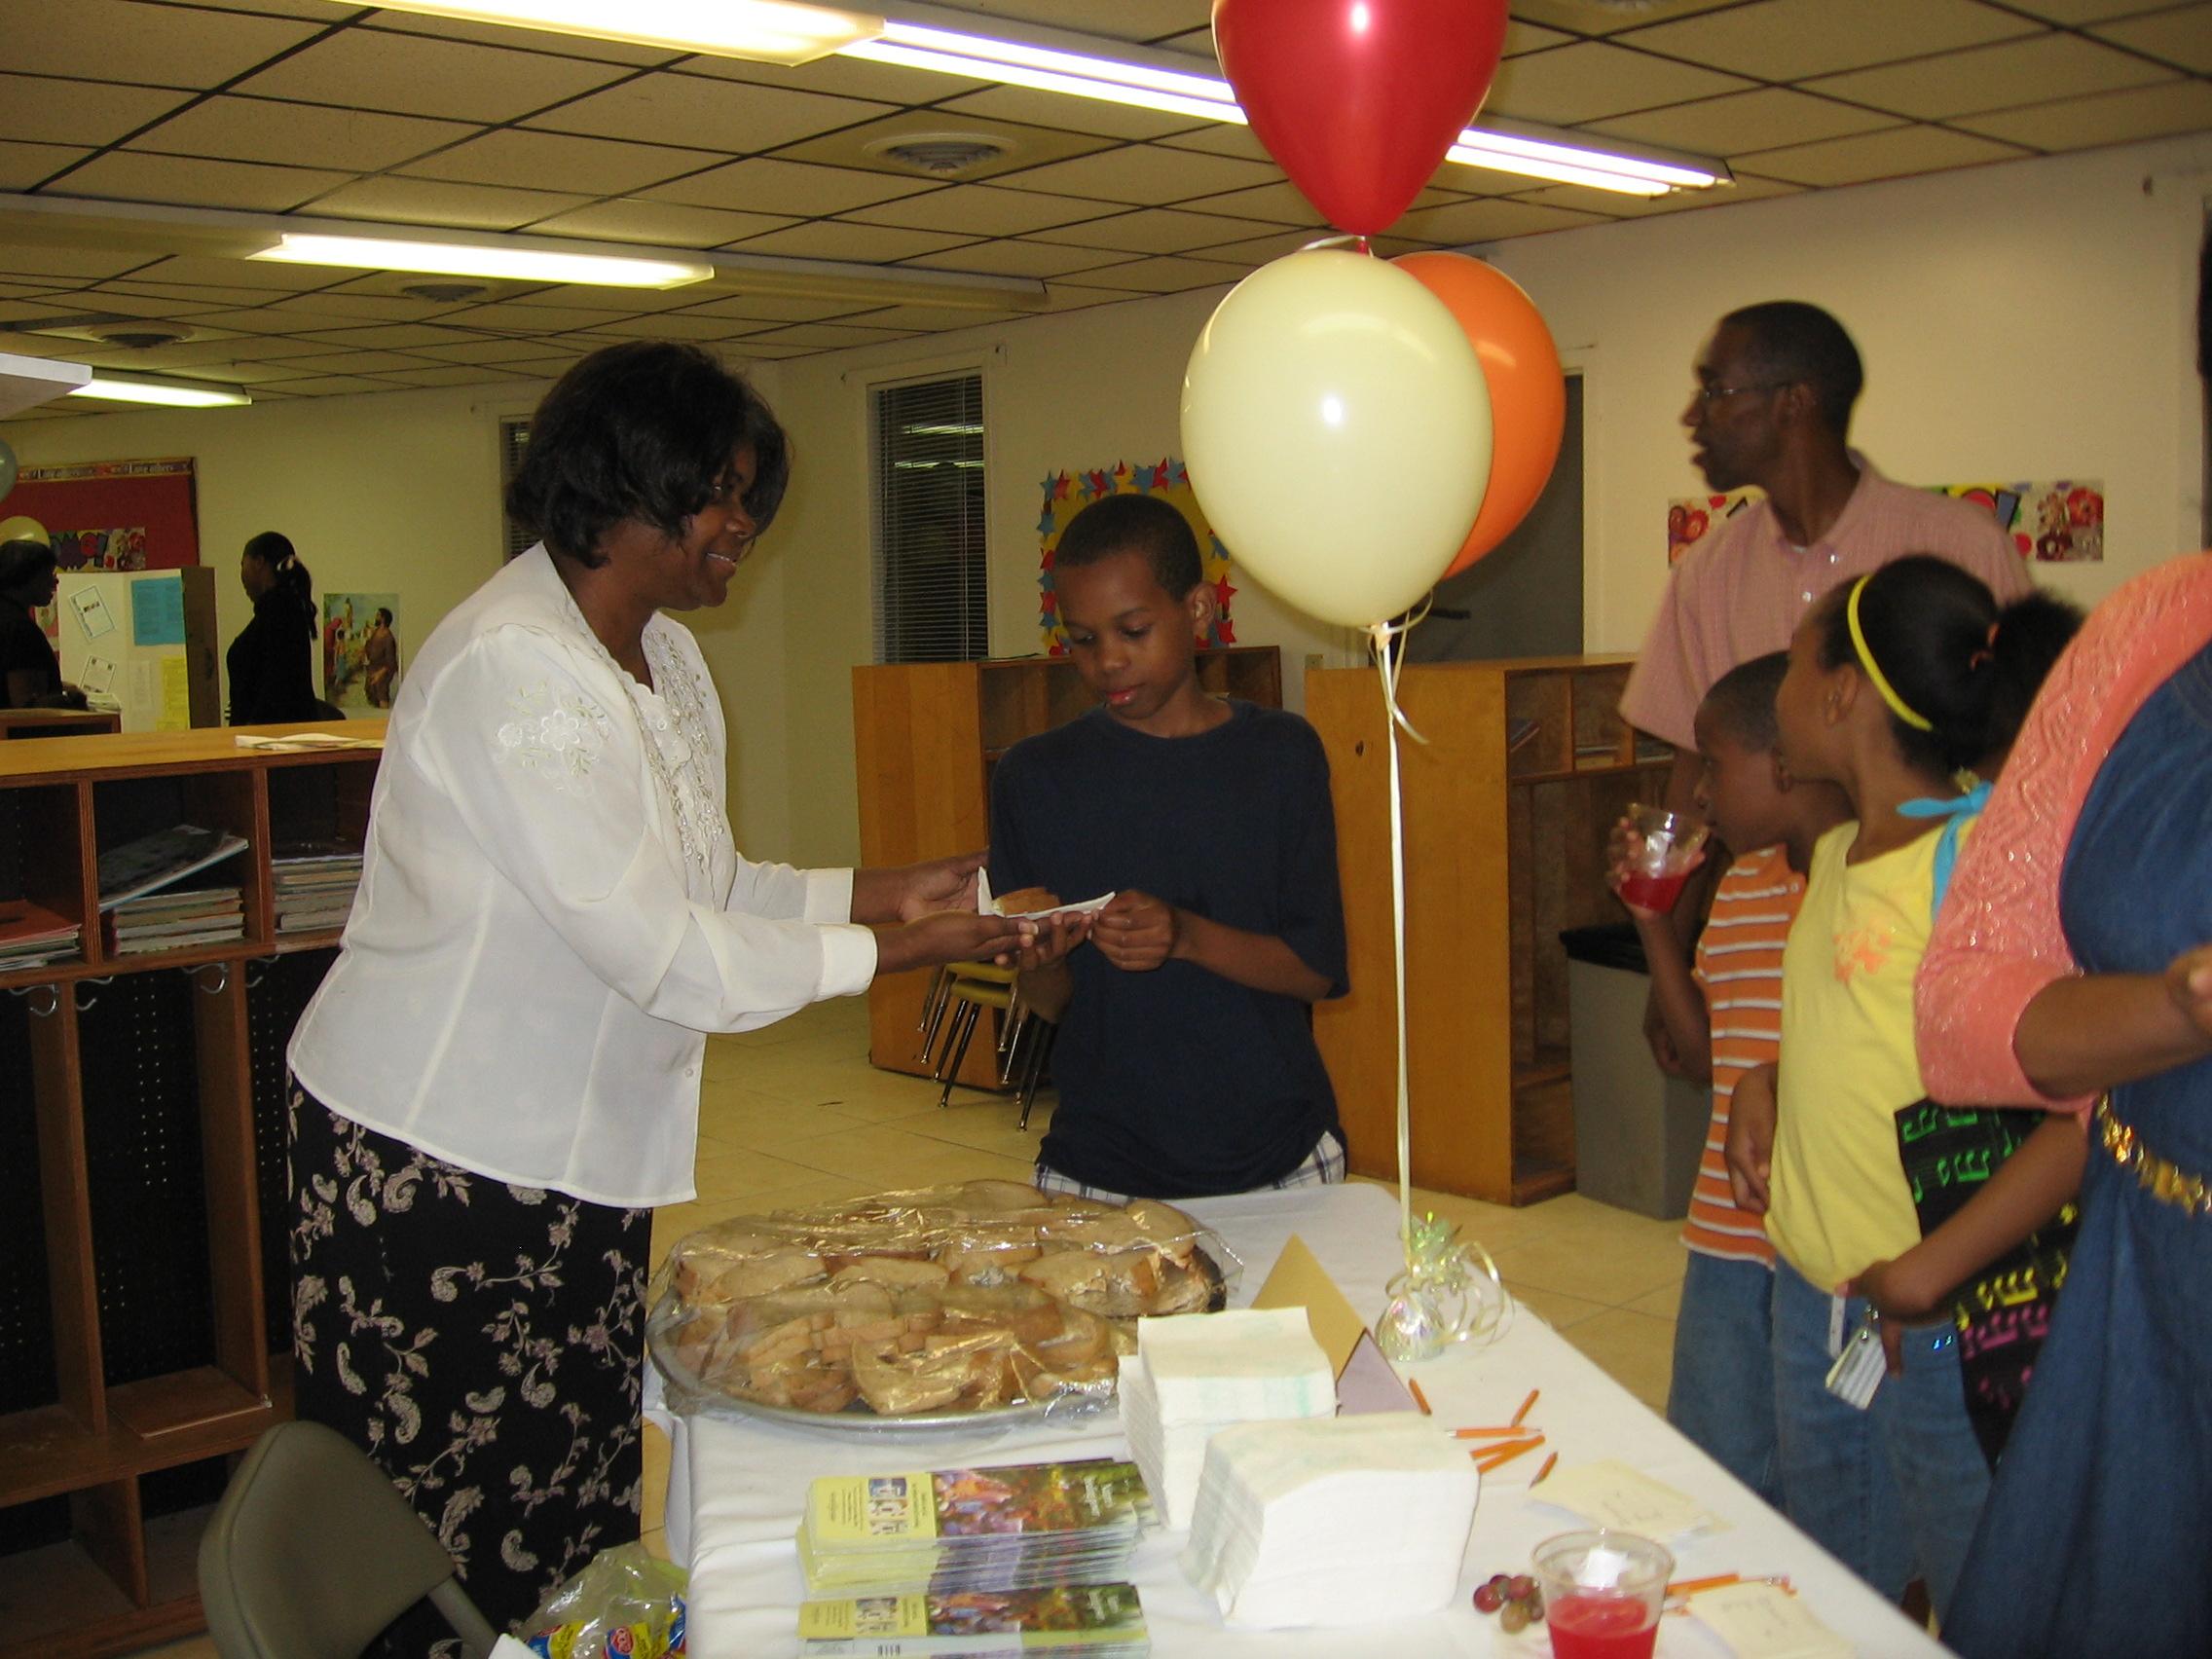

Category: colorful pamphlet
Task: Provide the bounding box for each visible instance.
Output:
[798,1582,1149,1656]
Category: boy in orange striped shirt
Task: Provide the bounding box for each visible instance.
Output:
[1611,652,1848,1506]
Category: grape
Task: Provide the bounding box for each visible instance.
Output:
[1473,1582,1504,1613]
[1500,1599,1531,1634]
[1506,1574,1536,1602]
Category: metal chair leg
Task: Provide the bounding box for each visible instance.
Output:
[1016,1021,1055,1131]
[938,1001,983,1108]
[998,1006,1031,1087]
[916,967,953,1063]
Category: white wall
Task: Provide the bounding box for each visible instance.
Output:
[1478,131,2212,653]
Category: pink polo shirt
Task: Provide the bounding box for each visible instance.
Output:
[1621,457,2029,750]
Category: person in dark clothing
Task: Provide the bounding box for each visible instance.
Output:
[990,493,1349,1200]
[0,537,85,710]
[227,530,320,724]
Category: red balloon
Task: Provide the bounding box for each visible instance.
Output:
[1393,252,1565,577]
[1213,0,1509,236]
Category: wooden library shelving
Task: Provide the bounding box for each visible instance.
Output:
[0,721,383,1657]
[1307,656,1670,1205]
[852,646,1282,1089]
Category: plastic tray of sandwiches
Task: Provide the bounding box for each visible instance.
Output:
[647,1178,1238,1428]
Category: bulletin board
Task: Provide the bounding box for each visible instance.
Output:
[6,458,201,570]
[1668,476,2105,566]
[1037,458,1235,655]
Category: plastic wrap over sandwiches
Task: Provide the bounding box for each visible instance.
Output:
[647,1179,1236,1421]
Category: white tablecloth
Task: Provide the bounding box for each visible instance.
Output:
[666,1182,1944,1657]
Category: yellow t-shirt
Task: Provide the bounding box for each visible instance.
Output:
[1766,819,1966,1293]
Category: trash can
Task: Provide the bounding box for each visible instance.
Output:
[1559,922,1709,1219]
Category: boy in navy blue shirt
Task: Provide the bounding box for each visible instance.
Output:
[989,494,1348,1199]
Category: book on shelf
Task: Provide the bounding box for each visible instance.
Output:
[96,825,249,911]
[233,732,383,753]
[797,1583,1150,1657]
[799,1459,1154,1597]
[116,926,244,954]
[0,905,81,969]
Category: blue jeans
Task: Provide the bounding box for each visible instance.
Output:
[1770,1255,1991,1616]
[1667,1250,1781,1508]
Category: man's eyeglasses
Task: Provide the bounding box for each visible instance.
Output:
[1691,380,1788,406]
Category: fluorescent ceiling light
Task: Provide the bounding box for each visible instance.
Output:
[329,0,882,63]
[840,22,1722,198]
[69,377,250,409]
[253,233,713,289]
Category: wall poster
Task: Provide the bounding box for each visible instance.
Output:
[323,593,401,711]
[6,457,201,569]
[1668,478,2106,566]
[1037,459,1235,656]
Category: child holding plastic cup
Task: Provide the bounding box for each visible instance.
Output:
[1725,556,2080,1615]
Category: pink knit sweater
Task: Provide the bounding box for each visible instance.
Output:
[1916,553,2212,1109]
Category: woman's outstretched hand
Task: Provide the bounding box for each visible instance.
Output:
[873,909,1032,977]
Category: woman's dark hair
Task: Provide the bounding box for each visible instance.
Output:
[1816,554,2083,774]
[0,536,57,598]
[505,342,791,568]
[244,530,315,638]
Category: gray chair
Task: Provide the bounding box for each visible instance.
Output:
[199,1419,501,1659]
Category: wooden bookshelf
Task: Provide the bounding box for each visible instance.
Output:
[852,647,1282,1088]
[1306,657,1669,1205]
[0,721,381,1656]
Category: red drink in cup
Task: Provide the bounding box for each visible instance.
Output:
[1533,1530,1672,1659]
[1616,866,1690,913]
[1618,805,1706,915]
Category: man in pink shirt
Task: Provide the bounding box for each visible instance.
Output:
[1621,301,2031,1071]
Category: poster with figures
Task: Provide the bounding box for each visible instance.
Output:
[1038,459,1235,655]
[1669,478,2105,565]
[322,592,401,710]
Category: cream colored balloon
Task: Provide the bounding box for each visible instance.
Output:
[1181,249,1492,629]
[0,515,49,545]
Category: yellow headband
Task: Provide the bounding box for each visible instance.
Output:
[1845,573,1934,732]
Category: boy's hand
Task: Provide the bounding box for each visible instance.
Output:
[1011,909,1091,973]
[1092,889,1178,973]
[1724,1062,1778,1215]
[1606,811,1705,921]
[1838,1256,1944,1377]
[2167,941,2212,1039]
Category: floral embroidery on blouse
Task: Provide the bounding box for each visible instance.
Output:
[496,682,612,792]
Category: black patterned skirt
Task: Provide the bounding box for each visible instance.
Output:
[287,1081,649,1648]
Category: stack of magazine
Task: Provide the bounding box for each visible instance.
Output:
[798,1584,1151,1658]
[96,826,248,953]
[272,846,363,935]
[798,1459,1154,1598]
[0,903,81,972]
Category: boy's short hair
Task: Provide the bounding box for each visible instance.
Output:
[1055,494,1203,598]
[1700,651,1789,754]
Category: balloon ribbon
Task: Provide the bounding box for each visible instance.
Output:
[1368,609,1430,1263]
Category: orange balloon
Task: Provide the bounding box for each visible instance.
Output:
[1392,252,1565,578]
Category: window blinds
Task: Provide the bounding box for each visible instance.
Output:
[871,374,987,664]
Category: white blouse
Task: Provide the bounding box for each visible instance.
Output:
[288,545,877,1207]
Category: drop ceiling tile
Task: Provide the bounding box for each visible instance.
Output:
[845,184,1110,236]
[722,221,979,261]
[1510,0,1744,34]
[772,111,1116,184]
[501,282,708,312]
[903,240,1140,278]
[307,175,595,231]
[288,323,484,350]
[838,302,1029,331]
[0,299,80,325]
[1053,254,1251,292]
[65,287,240,316]
[5,0,320,89]
[676,292,883,321]
[367,15,679,67]
[410,337,569,363]
[185,359,318,383]
[2090,4,2212,72]
[1512,172,1803,216]
[1152,124,1274,163]
[1173,180,1327,226]
[383,363,531,386]
[235,30,628,123]
[641,156,934,215]
[129,95,478,171]
[1738,123,2028,186]
[0,139,87,191]
[1000,144,1279,204]
[1028,206,1280,253]
[1181,227,1352,262]
[1387,197,1612,242]
[268,374,409,395]
[53,150,352,211]
[130,256,326,291]
[0,74,191,147]
[1997,0,2190,18]
[444,300,623,331]
[586,312,767,341]
[282,349,439,373]
[935,0,1212,44]
[265,294,460,322]
[527,199,798,247]
[1952,78,2212,148]
[1505,20,1576,55]
[525,72,893,153]
[401,129,710,197]
[1484,41,1755,124]
[1805,32,2175,119]
[936,87,1217,142]
[677,52,990,102]
[307,270,538,303]
[740,319,911,347]
[1588,87,1899,156]
[1033,282,1147,313]
[1614,0,2042,81]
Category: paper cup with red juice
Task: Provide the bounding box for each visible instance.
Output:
[1532,1529,1673,1659]
[1617,805,1707,914]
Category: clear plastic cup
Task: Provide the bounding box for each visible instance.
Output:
[1532,1529,1673,1659]
[1617,804,1706,913]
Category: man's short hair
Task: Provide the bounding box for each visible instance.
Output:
[0,537,56,594]
[1055,494,1203,598]
[1722,301,1863,435]
[1700,650,1788,754]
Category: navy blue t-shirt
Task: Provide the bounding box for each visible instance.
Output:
[987,699,1347,1198]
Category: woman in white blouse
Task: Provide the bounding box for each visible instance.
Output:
[285,342,1029,1641]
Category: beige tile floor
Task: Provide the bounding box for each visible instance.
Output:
[142,998,1686,1657]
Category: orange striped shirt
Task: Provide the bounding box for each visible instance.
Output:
[1683,844,1802,1263]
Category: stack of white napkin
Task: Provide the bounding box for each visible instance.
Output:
[1179,1417,1480,1628]
[1117,1309,1335,1529]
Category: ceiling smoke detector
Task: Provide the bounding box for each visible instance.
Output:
[865,131,1014,177]
[90,321,194,350]
[399,280,494,302]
